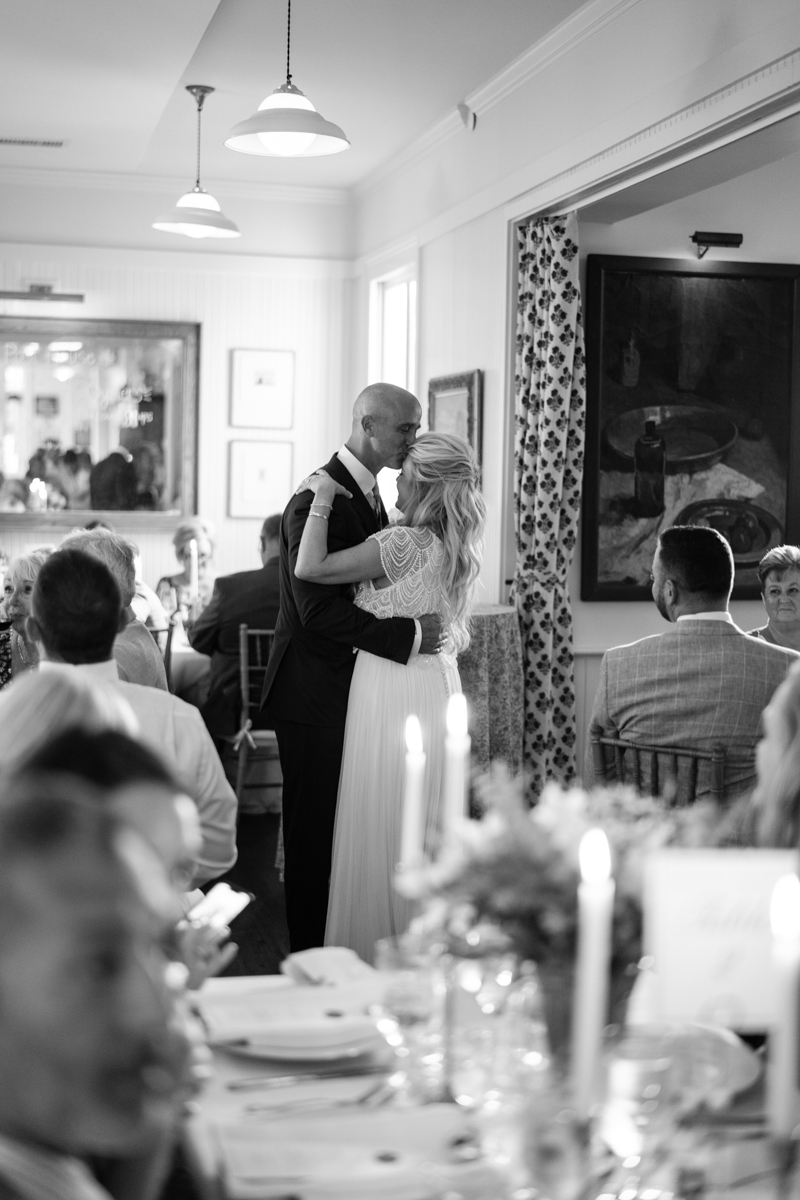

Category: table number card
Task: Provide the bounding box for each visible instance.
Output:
[644,848,799,1030]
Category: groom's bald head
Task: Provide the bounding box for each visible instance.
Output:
[347,383,421,474]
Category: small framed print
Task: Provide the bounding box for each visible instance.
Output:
[428,370,483,460]
[230,349,294,429]
[228,440,293,520]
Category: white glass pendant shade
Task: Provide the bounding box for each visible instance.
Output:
[153,188,240,238]
[226,83,349,157]
[153,86,241,240]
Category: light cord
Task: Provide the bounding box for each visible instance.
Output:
[286,0,292,84]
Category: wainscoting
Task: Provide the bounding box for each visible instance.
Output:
[574,651,603,784]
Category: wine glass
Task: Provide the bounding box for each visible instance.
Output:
[372,936,442,1103]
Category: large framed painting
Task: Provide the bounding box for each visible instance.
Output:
[582,255,800,600]
[428,370,483,461]
[0,316,199,526]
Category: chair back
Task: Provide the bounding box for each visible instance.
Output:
[239,625,275,724]
[590,728,726,805]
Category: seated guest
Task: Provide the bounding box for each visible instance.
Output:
[27,547,238,885]
[156,518,216,621]
[0,773,191,1200]
[189,512,282,740]
[131,548,169,648]
[0,670,137,770]
[586,525,799,799]
[26,727,239,985]
[61,528,168,690]
[1,549,50,686]
[749,544,800,652]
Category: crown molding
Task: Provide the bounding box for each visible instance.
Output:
[0,165,348,206]
[354,0,642,200]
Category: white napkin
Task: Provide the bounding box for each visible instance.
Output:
[198,977,385,1047]
[281,946,379,988]
[216,1104,500,1200]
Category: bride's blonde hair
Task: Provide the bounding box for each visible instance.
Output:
[400,432,486,651]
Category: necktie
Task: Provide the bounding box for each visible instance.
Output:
[371,485,383,529]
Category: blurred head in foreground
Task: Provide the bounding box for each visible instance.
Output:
[25,728,202,891]
[0,773,187,1156]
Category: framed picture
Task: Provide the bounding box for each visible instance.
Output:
[230,349,294,429]
[582,255,800,601]
[428,370,483,460]
[228,440,293,519]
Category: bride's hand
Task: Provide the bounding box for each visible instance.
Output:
[295,469,352,500]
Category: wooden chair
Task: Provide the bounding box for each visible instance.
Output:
[590,728,726,805]
[228,624,282,808]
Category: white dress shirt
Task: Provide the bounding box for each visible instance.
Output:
[336,445,422,656]
[676,611,735,624]
[39,660,237,885]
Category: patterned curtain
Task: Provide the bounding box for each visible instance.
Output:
[510,212,586,801]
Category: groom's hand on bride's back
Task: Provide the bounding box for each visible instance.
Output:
[418,613,443,655]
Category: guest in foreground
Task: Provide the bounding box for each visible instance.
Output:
[62,527,168,689]
[189,512,282,742]
[297,431,486,962]
[749,544,800,652]
[26,547,237,884]
[261,383,443,951]
[586,525,799,799]
[0,549,50,687]
[0,775,191,1200]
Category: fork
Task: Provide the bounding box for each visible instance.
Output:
[244,1077,393,1115]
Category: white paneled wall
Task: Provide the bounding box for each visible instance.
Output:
[0,243,350,586]
[418,209,508,602]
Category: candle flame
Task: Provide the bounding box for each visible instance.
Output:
[770,873,800,940]
[405,714,423,755]
[579,828,611,885]
[446,693,468,738]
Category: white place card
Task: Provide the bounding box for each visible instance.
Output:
[643,848,799,1030]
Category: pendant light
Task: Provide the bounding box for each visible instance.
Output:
[153,86,240,239]
[225,0,349,158]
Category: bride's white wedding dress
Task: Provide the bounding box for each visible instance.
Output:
[324,525,460,962]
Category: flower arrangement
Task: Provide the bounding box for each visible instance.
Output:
[397,765,718,973]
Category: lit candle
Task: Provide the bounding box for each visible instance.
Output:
[188,537,199,600]
[572,828,615,1122]
[768,873,800,1140]
[399,715,426,871]
[444,693,470,836]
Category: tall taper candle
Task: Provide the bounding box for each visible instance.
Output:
[572,828,615,1122]
[444,693,470,836]
[400,715,426,871]
[188,537,199,600]
[768,873,800,1139]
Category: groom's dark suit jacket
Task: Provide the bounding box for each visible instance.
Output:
[261,453,417,726]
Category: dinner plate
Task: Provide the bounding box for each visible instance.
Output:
[673,498,782,567]
[222,1038,383,1063]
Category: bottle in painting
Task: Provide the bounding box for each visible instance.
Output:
[634,419,665,518]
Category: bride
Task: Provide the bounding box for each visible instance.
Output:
[295,431,486,961]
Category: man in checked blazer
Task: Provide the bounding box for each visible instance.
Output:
[586,525,799,800]
[261,383,443,951]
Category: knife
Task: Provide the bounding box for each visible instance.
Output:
[227,1063,390,1091]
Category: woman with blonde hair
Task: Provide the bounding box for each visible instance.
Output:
[295,431,486,959]
[0,549,51,687]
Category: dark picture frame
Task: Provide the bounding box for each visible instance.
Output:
[0,316,199,526]
[582,255,800,600]
[428,370,483,461]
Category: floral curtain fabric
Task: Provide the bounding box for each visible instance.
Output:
[510,212,586,800]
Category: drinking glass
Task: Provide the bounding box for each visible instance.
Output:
[372,936,443,1103]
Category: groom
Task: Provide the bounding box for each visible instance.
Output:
[262,383,442,951]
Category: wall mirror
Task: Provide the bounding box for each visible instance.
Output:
[0,317,199,523]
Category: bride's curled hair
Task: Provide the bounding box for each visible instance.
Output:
[400,432,486,651]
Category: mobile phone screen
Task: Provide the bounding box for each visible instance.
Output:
[188,883,251,929]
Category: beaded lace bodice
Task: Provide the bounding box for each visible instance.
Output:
[354,526,455,664]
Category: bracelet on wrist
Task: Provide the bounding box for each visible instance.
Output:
[310,501,332,509]
[309,511,329,521]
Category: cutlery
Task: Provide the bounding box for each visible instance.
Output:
[244,1077,393,1114]
[227,1063,390,1091]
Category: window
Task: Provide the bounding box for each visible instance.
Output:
[368,269,417,510]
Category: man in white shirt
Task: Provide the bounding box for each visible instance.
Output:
[28,547,237,884]
[585,524,799,799]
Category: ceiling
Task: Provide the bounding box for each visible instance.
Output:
[0,0,588,192]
